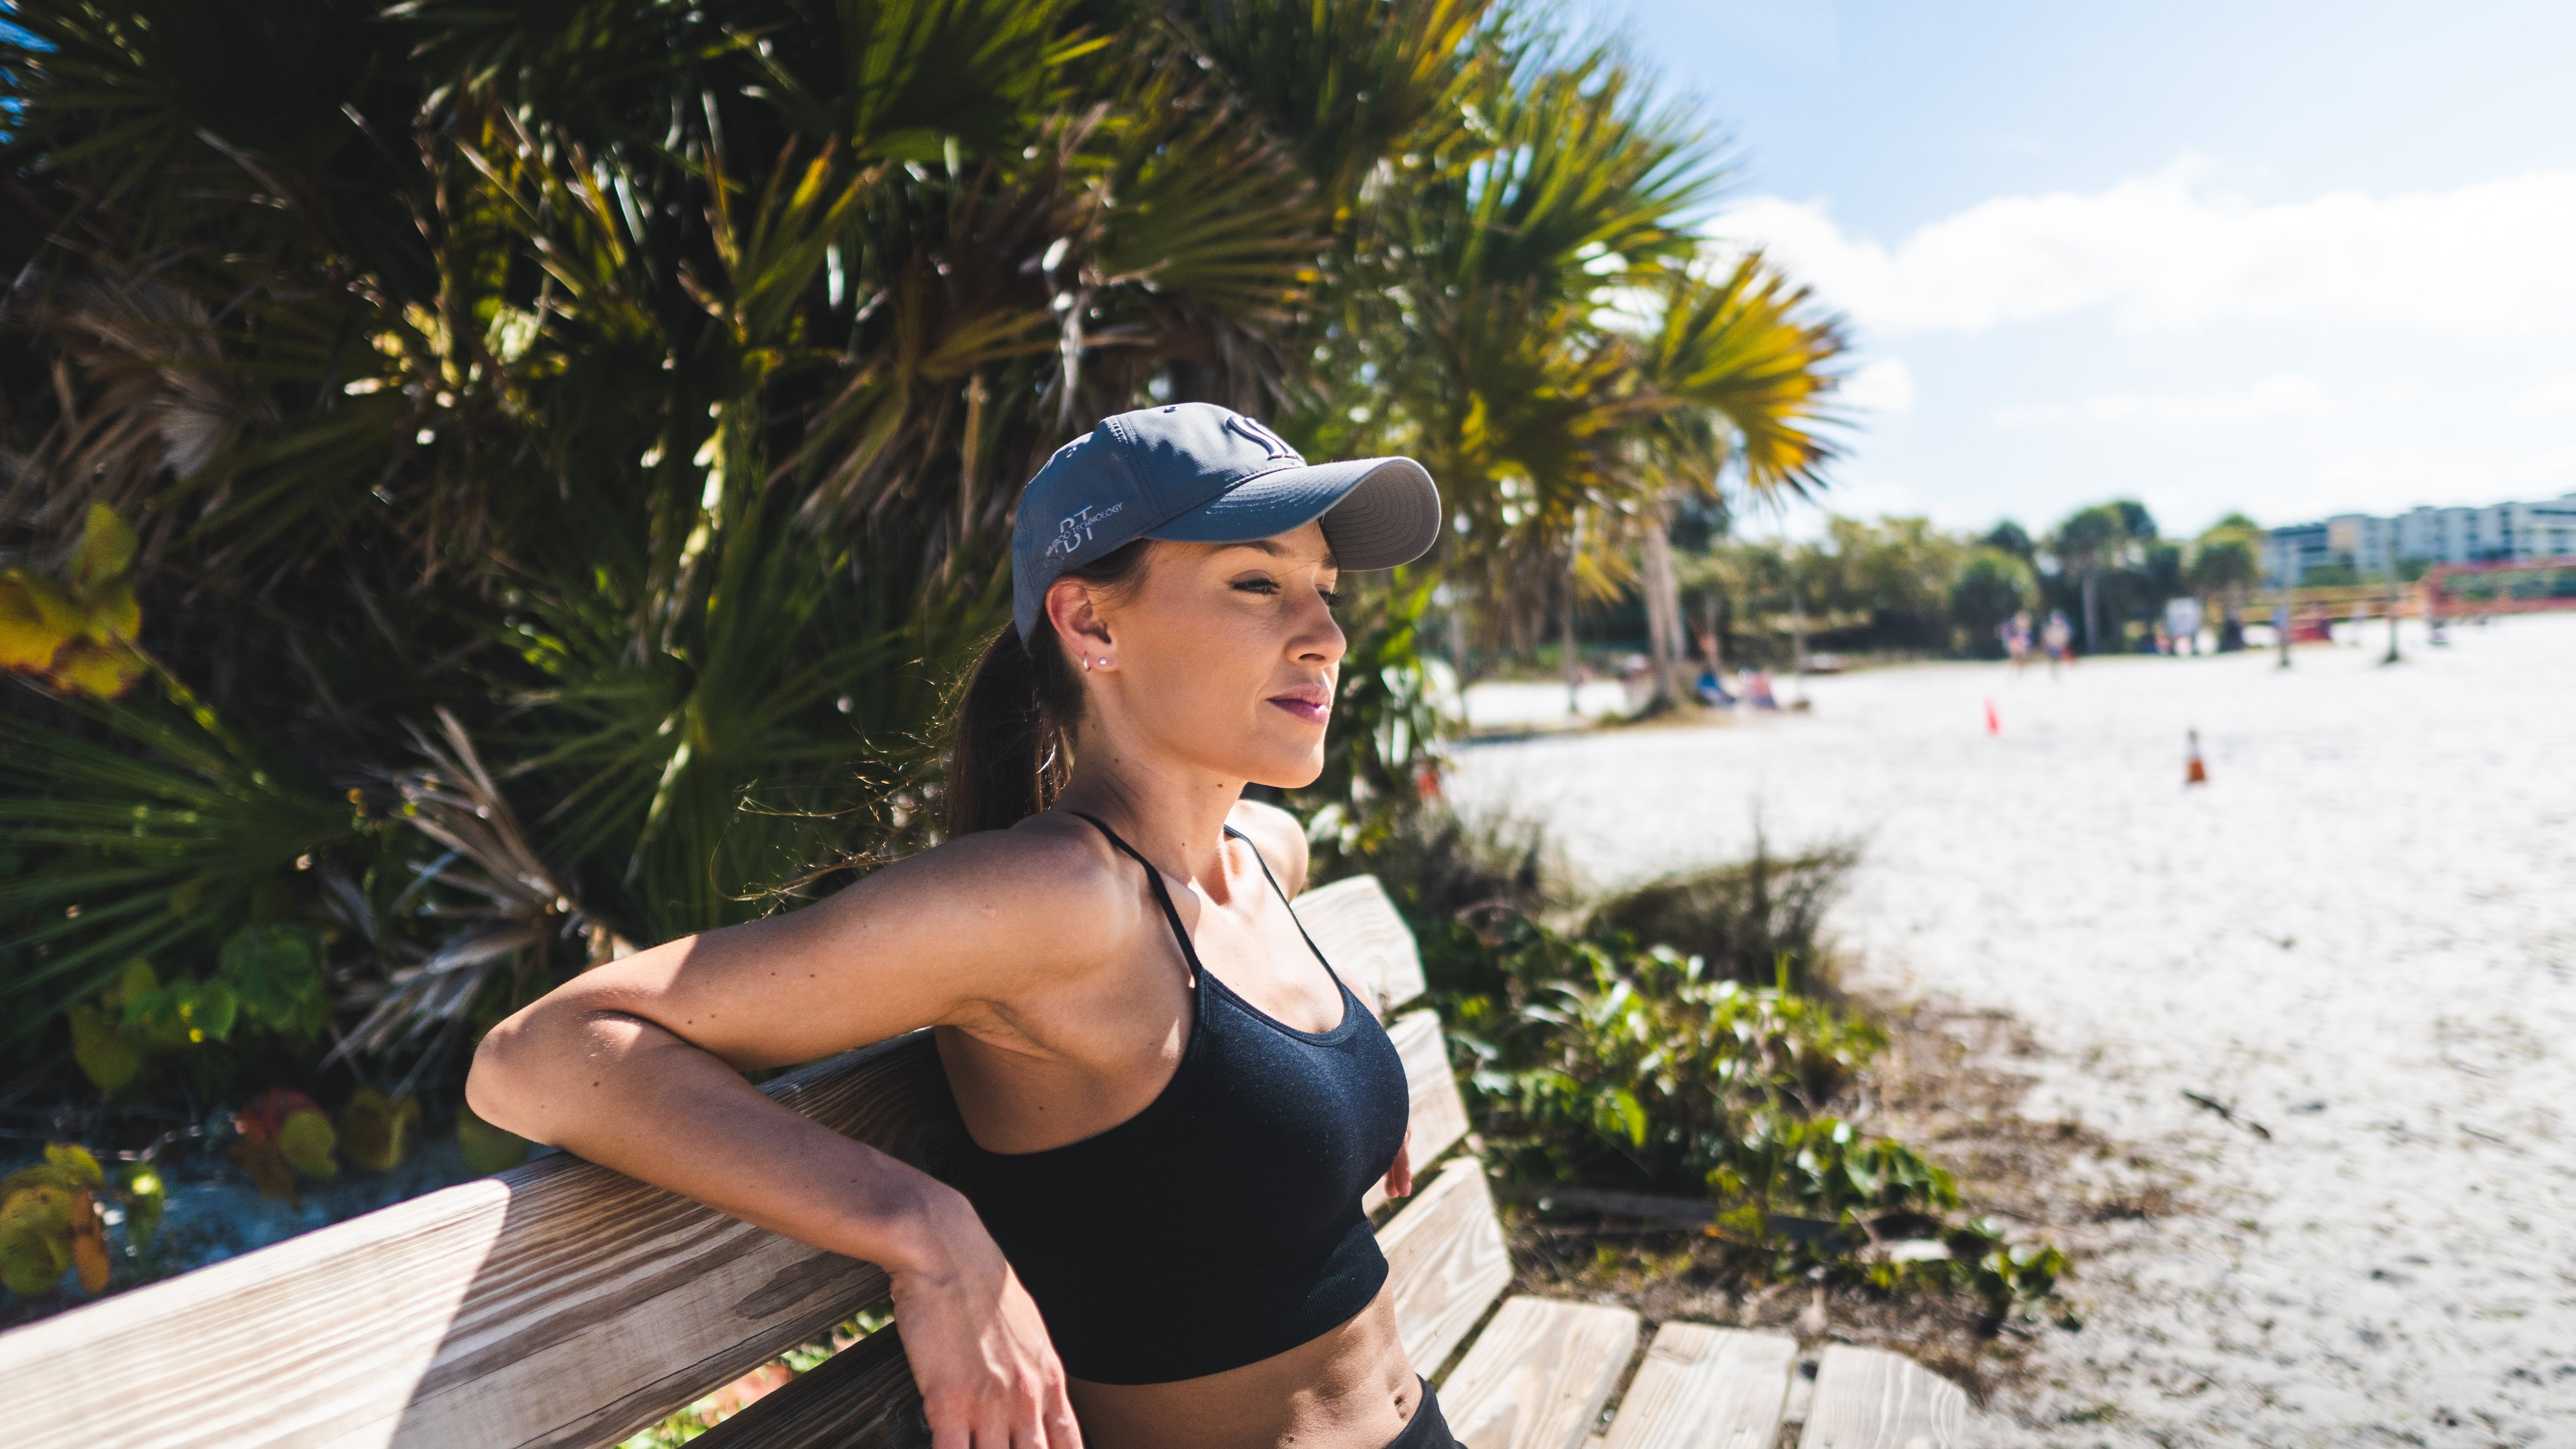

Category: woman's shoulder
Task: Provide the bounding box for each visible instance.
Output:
[811,811,1153,966]
[912,810,1143,908]
[1226,799,1310,896]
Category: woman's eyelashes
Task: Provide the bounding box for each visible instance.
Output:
[1227,575,1340,605]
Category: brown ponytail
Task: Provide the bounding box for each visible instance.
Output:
[942,540,1153,837]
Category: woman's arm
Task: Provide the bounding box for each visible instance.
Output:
[467,824,1110,1448]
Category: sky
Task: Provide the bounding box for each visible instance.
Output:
[1571,0,2576,540]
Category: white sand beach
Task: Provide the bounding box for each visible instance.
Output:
[1450,613,2576,1447]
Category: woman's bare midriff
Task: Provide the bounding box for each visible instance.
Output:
[1065,1283,1419,1449]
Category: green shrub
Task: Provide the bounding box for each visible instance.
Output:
[1378,805,2064,1315]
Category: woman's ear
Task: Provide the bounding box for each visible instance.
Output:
[1045,576,1115,661]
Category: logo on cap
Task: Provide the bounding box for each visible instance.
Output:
[1045,502,1125,560]
[1224,415,1302,462]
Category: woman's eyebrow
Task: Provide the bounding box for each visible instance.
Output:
[1217,540,1339,570]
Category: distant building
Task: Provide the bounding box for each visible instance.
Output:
[2264,492,2576,583]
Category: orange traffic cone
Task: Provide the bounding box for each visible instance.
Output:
[2185,728,2208,786]
[1984,698,2001,735]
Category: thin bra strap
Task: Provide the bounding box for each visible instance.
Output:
[1225,825,1345,984]
[1068,811,1204,983]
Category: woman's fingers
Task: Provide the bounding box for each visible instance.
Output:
[892,1212,1076,1449]
[1385,1129,1414,1198]
[1041,1375,1085,1449]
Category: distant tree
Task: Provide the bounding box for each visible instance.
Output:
[1981,519,2034,561]
[1949,548,2038,655]
[2111,499,2159,541]
[2048,504,2127,652]
[2187,537,2261,598]
[2144,540,2186,599]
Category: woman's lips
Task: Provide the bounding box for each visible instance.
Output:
[1267,690,1330,726]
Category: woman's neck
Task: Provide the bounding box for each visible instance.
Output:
[1052,751,1248,904]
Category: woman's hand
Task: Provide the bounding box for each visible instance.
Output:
[891,1191,1082,1449]
[1382,1129,1413,1200]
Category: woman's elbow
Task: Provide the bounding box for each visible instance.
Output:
[464,1005,552,1139]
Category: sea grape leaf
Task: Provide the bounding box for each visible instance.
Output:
[49,639,147,697]
[457,1103,530,1175]
[69,1212,111,1294]
[338,1089,419,1173]
[83,579,141,641]
[68,1005,145,1093]
[0,570,79,671]
[120,1163,165,1247]
[189,978,241,1042]
[227,1140,298,1202]
[219,924,325,1032]
[43,1145,105,1191]
[0,1218,68,1296]
[69,503,137,594]
[278,1109,339,1179]
[111,959,160,1010]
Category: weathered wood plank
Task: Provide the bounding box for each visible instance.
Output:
[1600,1323,1797,1449]
[1438,1296,1642,1449]
[1797,1344,1971,1449]
[1378,1161,1516,1375]
[1361,1009,1470,1215]
[0,1033,966,1449]
[1296,874,1427,1017]
[692,1329,924,1449]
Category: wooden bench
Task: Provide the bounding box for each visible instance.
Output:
[0,874,1971,1449]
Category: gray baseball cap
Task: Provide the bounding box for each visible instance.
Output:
[1011,402,1441,641]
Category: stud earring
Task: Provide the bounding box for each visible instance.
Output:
[1096,655,1112,670]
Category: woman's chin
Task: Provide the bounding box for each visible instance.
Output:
[1243,749,1327,792]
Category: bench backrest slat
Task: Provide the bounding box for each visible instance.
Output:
[1292,874,1427,1016]
[0,1034,961,1449]
[1376,1160,1513,1375]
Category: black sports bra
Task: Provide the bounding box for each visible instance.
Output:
[943,812,1412,1385]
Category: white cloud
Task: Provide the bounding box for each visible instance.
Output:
[1994,373,2336,430]
[1837,357,1915,414]
[2507,373,2576,418]
[1714,161,2576,337]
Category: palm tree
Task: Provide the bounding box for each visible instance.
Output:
[1629,258,1848,706]
[0,0,1857,1123]
[2048,505,2125,652]
[0,0,1366,1082]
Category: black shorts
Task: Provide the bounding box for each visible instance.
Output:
[1383,1378,1462,1449]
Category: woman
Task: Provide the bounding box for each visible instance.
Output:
[466,402,1451,1449]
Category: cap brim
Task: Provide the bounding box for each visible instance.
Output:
[1145,456,1441,569]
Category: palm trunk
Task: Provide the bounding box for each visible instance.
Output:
[2081,568,2100,654]
[1562,513,1583,715]
[1640,516,1686,709]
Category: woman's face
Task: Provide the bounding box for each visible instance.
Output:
[1049,522,1345,789]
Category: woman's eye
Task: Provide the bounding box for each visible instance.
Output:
[1231,578,1282,596]
[1318,587,1343,607]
